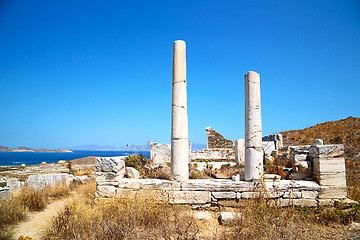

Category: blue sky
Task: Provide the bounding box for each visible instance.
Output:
[0,0,359,149]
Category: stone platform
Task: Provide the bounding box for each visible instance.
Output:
[96,179,327,207]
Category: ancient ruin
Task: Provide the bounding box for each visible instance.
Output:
[95,40,351,207]
[170,40,189,181]
[244,71,263,181]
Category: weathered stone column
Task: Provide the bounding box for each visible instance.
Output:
[171,40,189,180]
[244,71,263,181]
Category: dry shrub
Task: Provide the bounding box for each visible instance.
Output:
[44,186,198,240]
[73,168,93,176]
[15,188,47,212]
[0,195,27,232]
[145,166,171,179]
[124,154,149,171]
[217,199,360,240]
[0,189,43,239]
[43,184,70,201]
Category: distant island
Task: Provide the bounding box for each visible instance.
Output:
[0,146,73,153]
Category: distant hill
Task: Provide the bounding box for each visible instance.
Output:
[0,146,72,153]
[280,116,360,147]
[69,145,150,151]
[69,143,206,152]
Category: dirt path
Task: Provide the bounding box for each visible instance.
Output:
[12,196,73,240]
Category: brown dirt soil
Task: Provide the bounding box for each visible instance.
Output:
[70,156,96,166]
[12,195,74,239]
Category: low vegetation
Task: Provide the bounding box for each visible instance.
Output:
[217,199,360,239]
[0,184,71,239]
[44,182,199,239]
[41,181,360,240]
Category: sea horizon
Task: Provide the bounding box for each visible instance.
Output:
[0,150,150,166]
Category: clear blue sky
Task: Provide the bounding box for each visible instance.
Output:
[1,0,359,149]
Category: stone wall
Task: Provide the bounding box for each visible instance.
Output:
[262,133,283,149]
[151,142,192,164]
[27,173,74,190]
[96,178,323,207]
[206,127,233,149]
[191,148,235,162]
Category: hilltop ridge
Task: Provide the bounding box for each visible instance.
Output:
[0,146,72,153]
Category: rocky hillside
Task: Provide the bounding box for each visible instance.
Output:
[0,146,72,153]
[280,116,360,200]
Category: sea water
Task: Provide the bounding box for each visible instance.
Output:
[0,150,150,166]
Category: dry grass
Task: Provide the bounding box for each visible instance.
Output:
[73,168,94,176]
[41,182,360,240]
[216,199,360,240]
[43,182,199,239]
[145,166,171,179]
[0,184,72,240]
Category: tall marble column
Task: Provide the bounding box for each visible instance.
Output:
[244,71,263,181]
[171,40,189,180]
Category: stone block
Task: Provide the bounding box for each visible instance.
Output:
[95,172,124,182]
[282,191,302,199]
[95,156,126,173]
[315,139,324,145]
[231,174,244,181]
[290,154,308,164]
[96,185,115,198]
[7,178,21,189]
[278,199,317,207]
[219,212,242,225]
[150,143,171,164]
[235,139,245,164]
[125,167,140,179]
[314,172,346,186]
[241,192,260,199]
[134,179,181,191]
[27,173,74,190]
[181,179,255,192]
[312,157,346,173]
[193,211,213,220]
[169,191,210,204]
[301,191,318,199]
[263,174,281,182]
[262,141,276,155]
[309,145,344,158]
[319,186,347,199]
[211,192,236,199]
[117,179,141,189]
[96,181,119,187]
[317,199,335,206]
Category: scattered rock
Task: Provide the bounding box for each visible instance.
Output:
[219,212,241,225]
[193,211,212,220]
[315,139,324,145]
[349,222,360,231]
[126,167,140,179]
[74,175,89,182]
[95,156,126,173]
